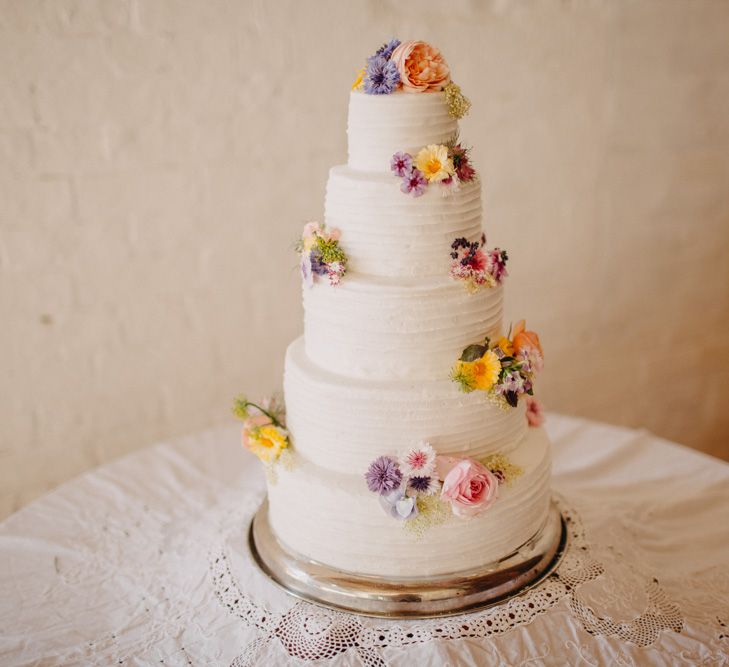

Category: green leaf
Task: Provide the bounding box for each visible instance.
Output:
[505,391,519,408]
[459,344,487,362]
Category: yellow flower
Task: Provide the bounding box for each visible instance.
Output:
[495,336,514,356]
[352,67,365,91]
[247,424,289,463]
[458,350,501,392]
[414,144,455,182]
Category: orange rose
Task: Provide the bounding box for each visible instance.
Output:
[512,319,544,361]
[390,40,451,93]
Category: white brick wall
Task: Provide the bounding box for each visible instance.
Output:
[2,0,728,518]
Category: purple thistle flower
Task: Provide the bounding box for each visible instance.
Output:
[365,456,402,494]
[390,152,413,177]
[400,168,427,197]
[370,38,401,62]
[364,56,400,95]
[407,475,437,496]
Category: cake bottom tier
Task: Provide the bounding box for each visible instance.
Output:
[267,426,552,578]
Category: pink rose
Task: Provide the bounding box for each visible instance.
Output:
[390,41,451,93]
[525,397,545,427]
[241,414,272,450]
[440,458,499,517]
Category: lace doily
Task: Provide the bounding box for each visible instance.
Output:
[2,420,727,666]
[210,493,696,666]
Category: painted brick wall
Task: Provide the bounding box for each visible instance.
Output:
[2,0,728,517]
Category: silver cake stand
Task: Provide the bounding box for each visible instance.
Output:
[248,498,568,618]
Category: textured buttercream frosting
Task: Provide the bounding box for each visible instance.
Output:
[272,81,552,578]
[325,166,482,278]
[268,426,552,577]
[285,337,527,473]
[347,90,457,172]
[303,277,503,380]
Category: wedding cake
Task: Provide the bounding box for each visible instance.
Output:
[235,40,552,580]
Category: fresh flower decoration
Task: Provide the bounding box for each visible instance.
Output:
[439,458,499,517]
[390,139,476,198]
[443,82,471,119]
[233,395,294,483]
[296,221,348,287]
[449,234,508,292]
[365,443,522,534]
[525,396,546,427]
[351,67,365,91]
[391,40,450,92]
[450,321,544,408]
[353,39,470,118]
[415,144,454,182]
[364,54,400,95]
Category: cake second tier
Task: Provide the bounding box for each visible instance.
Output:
[285,337,527,474]
[325,166,482,279]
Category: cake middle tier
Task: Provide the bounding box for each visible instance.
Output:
[325,166,482,278]
[285,337,527,474]
[304,274,503,381]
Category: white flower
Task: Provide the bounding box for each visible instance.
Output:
[440,174,461,198]
[399,441,436,477]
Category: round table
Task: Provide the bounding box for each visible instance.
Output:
[1,415,728,666]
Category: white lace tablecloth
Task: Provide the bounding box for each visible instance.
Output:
[2,415,728,666]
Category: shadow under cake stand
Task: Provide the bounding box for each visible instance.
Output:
[248,498,568,618]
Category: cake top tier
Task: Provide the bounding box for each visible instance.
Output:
[349,39,471,172]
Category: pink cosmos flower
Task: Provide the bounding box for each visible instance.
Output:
[390,151,413,177]
[401,168,427,197]
[440,458,499,517]
[525,397,545,427]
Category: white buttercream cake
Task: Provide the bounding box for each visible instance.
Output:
[239,40,552,579]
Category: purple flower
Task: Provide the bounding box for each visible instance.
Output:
[364,56,400,95]
[407,475,438,496]
[365,456,402,494]
[504,370,526,393]
[390,152,413,177]
[379,489,418,520]
[370,38,401,62]
[400,168,427,197]
[309,249,328,276]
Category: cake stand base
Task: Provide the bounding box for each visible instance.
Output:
[248,498,568,619]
